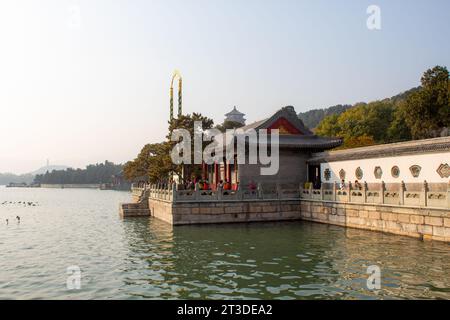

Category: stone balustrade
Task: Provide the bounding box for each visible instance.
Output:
[146,183,301,203]
[300,181,450,210]
[138,181,450,209]
[127,182,450,241]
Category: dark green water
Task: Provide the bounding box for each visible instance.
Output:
[0,187,449,299]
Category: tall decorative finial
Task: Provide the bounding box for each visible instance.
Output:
[170,70,182,121]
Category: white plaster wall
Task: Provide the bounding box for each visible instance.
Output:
[321,152,450,183]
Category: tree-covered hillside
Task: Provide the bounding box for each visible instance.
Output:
[34,161,124,184]
[298,87,421,130]
[298,105,352,130]
[313,66,449,149]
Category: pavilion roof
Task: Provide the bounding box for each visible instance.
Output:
[214,106,343,151]
[225,106,245,117]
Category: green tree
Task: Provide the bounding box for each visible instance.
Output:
[215,120,244,132]
[401,66,449,139]
[167,113,215,182]
[315,113,341,137]
[34,161,123,184]
[341,135,376,149]
[125,113,216,183]
[387,101,412,142]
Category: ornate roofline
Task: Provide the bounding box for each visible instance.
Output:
[225,106,245,117]
[308,136,450,163]
[244,106,314,135]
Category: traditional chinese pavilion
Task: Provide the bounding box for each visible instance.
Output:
[224,106,246,125]
[199,106,342,189]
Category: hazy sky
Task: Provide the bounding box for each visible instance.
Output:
[1,0,449,174]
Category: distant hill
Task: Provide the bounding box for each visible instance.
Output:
[298,87,421,130]
[298,104,352,130]
[33,161,123,185]
[30,165,69,175]
[0,165,69,185]
[0,173,34,185]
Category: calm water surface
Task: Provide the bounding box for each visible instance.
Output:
[0,186,449,300]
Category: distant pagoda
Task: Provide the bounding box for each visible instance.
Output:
[224,106,246,125]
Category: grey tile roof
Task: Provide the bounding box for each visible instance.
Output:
[308,136,450,163]
[245,106,314,135]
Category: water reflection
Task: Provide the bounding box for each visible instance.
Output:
[1,187,449,299]
[121,218,450,300]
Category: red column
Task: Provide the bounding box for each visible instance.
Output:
[234,156,238,185]
[214,162,219,185]
[202,161,207,180]
[226,163,231,182]
[223,159,227,182]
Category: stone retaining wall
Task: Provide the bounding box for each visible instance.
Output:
[149,199,302,225]
[300,200,450,242]
[127,190,450,242]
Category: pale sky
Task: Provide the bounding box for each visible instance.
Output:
[1,0,449,174]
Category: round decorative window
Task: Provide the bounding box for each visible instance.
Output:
[339,169,346,180]
[374,166,383,179]
[324,168,331,181]
[355,167,363,180]
[391,166,400,178]
[409,165,422,178]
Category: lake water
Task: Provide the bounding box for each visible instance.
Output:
[0,186,449,300]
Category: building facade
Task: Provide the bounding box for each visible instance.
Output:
[200,106,342,188]
[308,137,450,191]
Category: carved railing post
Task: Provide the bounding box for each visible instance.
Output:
[380,181,385,204]
[237,184,244,200]
[299,183,303,199]
[217,184,223,201]
[171,183,177,202]
[167,183,171,201]
[276,182,281,199]
[309,183,313,199]
[347,182,352,202]
[257,183,263,199]
[422,180,428,207]
[446,181,450,208]
[333,182,337,201]
[363,181,367,204]
[320,183,324,201]
[399,181,405,205]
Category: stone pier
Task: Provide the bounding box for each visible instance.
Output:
[119,187,150,217]
[150,199,302,225]
[300,200,450,242]
[121,184,450,242]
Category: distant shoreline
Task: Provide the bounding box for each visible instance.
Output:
[40,184,100,189]
[1,183,131,191]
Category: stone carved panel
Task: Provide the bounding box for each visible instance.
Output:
[409,165,422,178]
[391,166,400,178]
[355,167,363,180]
[374,166,383,179]
[436,163,450,178]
